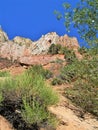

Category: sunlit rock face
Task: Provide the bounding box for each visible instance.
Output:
[0,29,8,43]
[30,32,59,55]
[13,36,33,47]
[30,32,79,55]
[0,30,80,64]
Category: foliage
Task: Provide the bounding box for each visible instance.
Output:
[21,98,48,125]
[51,78,63,86]
[0,65,59,128]
[64,47,98,116]
[48,44,61,55]
[48,44,77,64]
[65,80,98,116]
[51,47,78,84]
[79,46,98,59]
[60,62,78,83]
[50,47,98,116]
[0,71,10,77]
[64,48,77,64]
[55,0,98,46]
[78,47,88,55]
[28,65,53,79]
[42,69,53,79]
[52,47,98,83]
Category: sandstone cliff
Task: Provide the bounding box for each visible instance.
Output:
[0,29,80,64]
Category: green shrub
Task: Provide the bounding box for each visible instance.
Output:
[28,65,53,79]
[48,44,61,55]
[55,52,98,84]
[78,47,88,55]
[21,98,48,125]
[64,49,77,64]
[64,48,98,116]
[60,62,78,83]
[51,78,63,85]
[48,44,77,64]
[0,71,10,77]
[43,69,53,79]
[65,80,98,116]
[0,65,59,128]
[78,47,98,59]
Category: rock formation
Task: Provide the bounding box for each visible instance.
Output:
[0,29,80,65]
[0,28,8,43]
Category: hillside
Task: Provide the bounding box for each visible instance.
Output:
[0,29,98,130]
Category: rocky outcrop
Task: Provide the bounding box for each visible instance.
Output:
[0,41,32,61]
[30,32,79,55]
[19,54,65,66]
[13,36,32,47]
[0,30,80,64]
[30,32,59,55]
[0,29,8,43]
[58,34,79,51]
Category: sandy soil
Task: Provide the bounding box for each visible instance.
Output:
[49,85,98,130]
[0,116,15,130]
[0,62,98,130]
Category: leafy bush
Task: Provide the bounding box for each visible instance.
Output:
[55,48,98,83]
[21,98,48,125]
[0,71,10,77]
[48,44,77,64]
[51,78,63,85]
[0,65,59,128]
[50,47,98,117]
[48,44,61,55]
[60,63,78,83]
[64,49,77,64]
[28,65,53,79]
[64,47,98,116]
[65,80,98,116]
[78,47,98,59]
[78,47,88,55]
[43,69,53,79]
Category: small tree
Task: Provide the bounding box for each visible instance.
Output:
[54,0,98,46]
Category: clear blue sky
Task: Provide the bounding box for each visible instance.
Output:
[0,0,84,45]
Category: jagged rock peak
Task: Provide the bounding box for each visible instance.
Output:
[13,36,33,47]
[0,28,9,43]
[30,32,79,55]
[0,30,80,62]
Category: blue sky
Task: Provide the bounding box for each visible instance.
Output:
[0,0,84,45]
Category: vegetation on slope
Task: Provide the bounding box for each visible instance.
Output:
[52,47,98,117]
[0,65,59,130]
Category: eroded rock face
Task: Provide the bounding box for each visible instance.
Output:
[0,30,80,64]
[19,54,65,66]
[0,29,8,43]
[31,32,59,55]
[13,36,33,47]
[30,32,79,55]
[0,41,32,61]
[58,34,79,51]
